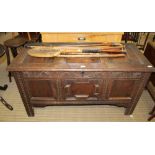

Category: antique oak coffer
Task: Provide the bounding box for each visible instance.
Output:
[7,43,155,117]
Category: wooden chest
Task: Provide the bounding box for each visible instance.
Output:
[7,43,155,117]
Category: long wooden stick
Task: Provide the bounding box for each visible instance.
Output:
[53,46,123,50]
[57,48,125,53]
[61,52,126,55]
[53,44,123,48]
[56,44,122,48]
[58,54,126,58]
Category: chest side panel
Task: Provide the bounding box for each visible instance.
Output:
[106,72,143,102]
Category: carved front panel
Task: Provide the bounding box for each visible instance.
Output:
[23,71,109,79]
[59,72,108,79]
[110,72,142,79]
[23,71,59,78]
[61,79,105,101]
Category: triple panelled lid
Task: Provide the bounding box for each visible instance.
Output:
[7,43,155,72]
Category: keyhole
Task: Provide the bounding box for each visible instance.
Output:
[81,71,84,77]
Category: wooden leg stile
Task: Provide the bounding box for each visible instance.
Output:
[13,72,34,117]
[125,73,151,115]
[5,46,12,82]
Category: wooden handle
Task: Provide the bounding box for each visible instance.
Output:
[54,45,124,53]
[58,53,126,58]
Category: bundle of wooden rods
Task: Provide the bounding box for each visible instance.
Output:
[53,43,125,54]
[27,42,126,58]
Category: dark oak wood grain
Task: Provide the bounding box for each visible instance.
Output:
[7,43,155,117]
